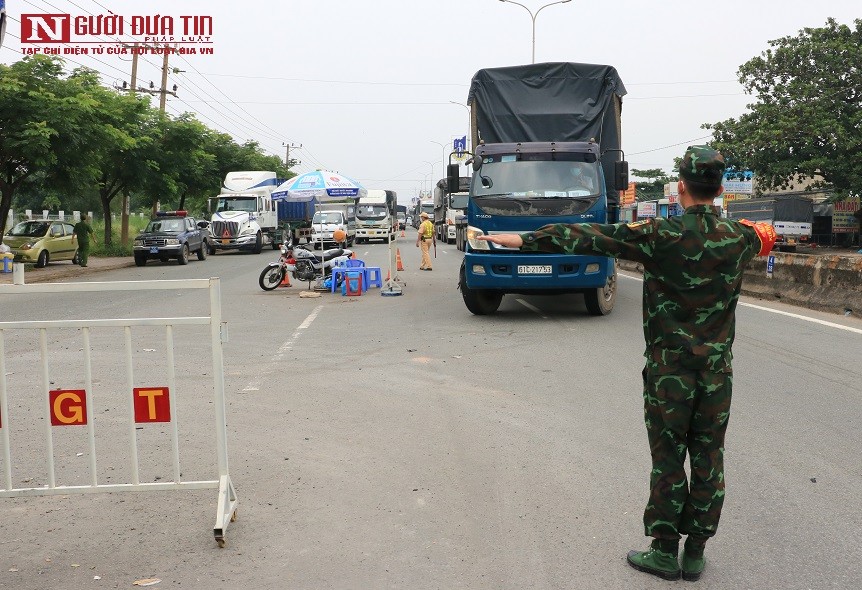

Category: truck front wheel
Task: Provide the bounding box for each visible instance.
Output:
[252,232,263,254]
[459,261,502,315]
[583,262,616,316]
[177,244,189,265]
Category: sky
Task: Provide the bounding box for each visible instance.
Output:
[2,1,859,205]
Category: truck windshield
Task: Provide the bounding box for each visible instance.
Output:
[450,194,469,210]
[312,212,344,224]
[421,204,434,215]
[214,197,257,213]
[357,205,387,220]
[472,158,602,216]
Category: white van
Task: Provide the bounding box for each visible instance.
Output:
[309,203,356,248]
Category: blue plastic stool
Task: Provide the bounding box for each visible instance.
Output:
[363,266,383,289]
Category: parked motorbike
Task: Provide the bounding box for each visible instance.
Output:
[258,238,354,291]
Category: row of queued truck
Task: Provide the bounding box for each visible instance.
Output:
[204,171,397,253]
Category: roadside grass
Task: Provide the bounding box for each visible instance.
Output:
[91,217,149,257]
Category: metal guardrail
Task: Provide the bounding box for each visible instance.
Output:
[0,278,238,547]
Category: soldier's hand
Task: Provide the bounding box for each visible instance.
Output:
[477,234,523,248]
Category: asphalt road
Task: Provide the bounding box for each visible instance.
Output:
[1,239,861,589]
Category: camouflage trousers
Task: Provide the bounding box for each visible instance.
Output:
[641,365,732,541]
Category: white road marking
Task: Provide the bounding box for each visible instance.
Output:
[516,298,548,318]
[618,271,862,335]
[241,305,324,392]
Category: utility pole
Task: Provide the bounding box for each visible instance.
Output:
[121,43,139,247]
[283,142,302,169]
[159,42,170,112]
[129,43,138,96]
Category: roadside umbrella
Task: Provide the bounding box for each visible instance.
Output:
[272,170,366,287]
[272,170,367,202]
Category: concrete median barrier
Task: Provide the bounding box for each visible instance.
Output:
[617,252,862,315]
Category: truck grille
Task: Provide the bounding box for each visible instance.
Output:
[211,220,239,239]
[140,237,169,246]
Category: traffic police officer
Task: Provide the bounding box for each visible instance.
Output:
[479,146,776,581]
[416,211,435,270]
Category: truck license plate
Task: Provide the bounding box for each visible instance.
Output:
[149,247,159,254]
[518,265,552,275]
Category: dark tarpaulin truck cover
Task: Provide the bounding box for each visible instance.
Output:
[467,62,627,205]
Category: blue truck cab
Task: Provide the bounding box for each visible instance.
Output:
[454,63,628,316]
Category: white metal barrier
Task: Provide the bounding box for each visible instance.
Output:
[0,278,237,547]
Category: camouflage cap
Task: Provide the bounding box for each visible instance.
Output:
[679,145,726,188]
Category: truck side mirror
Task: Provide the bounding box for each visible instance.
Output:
[447,164,460,194]
[615,160,629,191]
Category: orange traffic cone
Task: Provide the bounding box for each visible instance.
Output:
[279,271,291,287]
[396,248,404,271]
[385,269,391,281]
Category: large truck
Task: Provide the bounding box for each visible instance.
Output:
[395,204,407,230]
[207,171,313,254]
[411,198,434,229]
[450,62,628,315]
[434,176,470,244]
[726,195,812,252]
[356,189,397,243]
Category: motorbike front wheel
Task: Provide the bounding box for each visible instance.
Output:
[259,265,285,291]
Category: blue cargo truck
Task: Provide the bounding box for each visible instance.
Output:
[451,63,629,315]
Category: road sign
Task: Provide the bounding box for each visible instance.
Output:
[767,255,775,278]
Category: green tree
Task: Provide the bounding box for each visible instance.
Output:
[1,56,296,243]
[69,68,162,245]
[631,168,677,201]
[145,113,215,215]
[705,18,862,197]
[0,56,101,237]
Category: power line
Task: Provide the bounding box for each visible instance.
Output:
[629,135,713,156]
[626,93,744,100]
[166,69,284,145]
[198,72,740,88]
[172,54,299,145]
[198,73,468,87]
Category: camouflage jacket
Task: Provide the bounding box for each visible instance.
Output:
[520,205,774,372]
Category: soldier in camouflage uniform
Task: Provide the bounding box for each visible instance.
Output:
[479,146,776,581]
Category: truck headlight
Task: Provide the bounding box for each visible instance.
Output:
[467,226,490,251]
[240,227,255,236]
[165,238,180,245]
[133,239,143,246]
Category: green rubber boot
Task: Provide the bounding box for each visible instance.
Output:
[626,540,681,581]
[682,551,706,581]
[682,536,707,581]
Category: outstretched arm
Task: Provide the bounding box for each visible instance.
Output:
[477,234,523,248]
[478,221,656,263]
